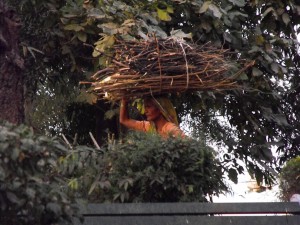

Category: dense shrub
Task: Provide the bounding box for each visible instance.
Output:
[0,121,229,225]
[279,156,300,201]
[0,122,81,225]
[62,132,228,202]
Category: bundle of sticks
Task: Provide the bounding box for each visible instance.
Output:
[83,37,250,101]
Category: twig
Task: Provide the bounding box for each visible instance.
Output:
[73,133,78,146]
[82,37,253,101]
[61,134,73,150]
[154,35,163,91]
[89,132,101,150]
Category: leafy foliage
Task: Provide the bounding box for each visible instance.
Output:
[279,156,300,201]
[7,0,300,183]
[0,122,81,225]
[60,132,228,203]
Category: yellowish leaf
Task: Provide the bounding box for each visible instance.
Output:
[64,24,84,31]
[93,35,115,57]
[255,35,265,45]
[99,56,111,67]
[58,156,65,164]
[122,19,136,27]
[157,8,172,21]
[167,5,174,13]
[68,179,78,190]
[77,32,87,42]
[199,1,211,14]
[133,99,145,115]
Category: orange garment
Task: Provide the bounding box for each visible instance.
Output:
[132,121,185,138]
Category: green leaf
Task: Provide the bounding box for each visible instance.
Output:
[61,45,71,55]
[296,6,300,15]
[228,0,246,7]
[262,7,276,19]
[120,193,125,202]
[64,24,84,32]
[124,181,128,191]
[77,32,87,42]
[105,109,117,119]
[0,165,5,180]
[88,176,100,195]
[26,188,36,199]
[285,58,294,67]
[228,168,238,184]
[254,169,263,185]
[282,13,290,25]
[98,22,118,35]
[76,91,98,104]
[93,35,115,57]
[11,147,19,161]
[238,72,248,80]
[68,178,79,190]
[170,29,192,39]
[87,8,106,19]
[0,142,9,152]
[46,203,61,215]
[261,147,273,161]
[271,63,279,73]
[62,14,80,19]
[7,192,19,204]
[255,35,265,45]
[199,1,211,14]
[209,4,222,18]
[227,10,248,20]
[98,56,109,66]
[252,67,263,77]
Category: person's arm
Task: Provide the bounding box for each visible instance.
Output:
[119,97,142,130]
[163,122,186,138]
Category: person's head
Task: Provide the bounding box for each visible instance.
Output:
[144,98,162,122]
[143,96,178,125]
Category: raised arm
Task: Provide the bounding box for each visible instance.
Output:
[119,97,140,130]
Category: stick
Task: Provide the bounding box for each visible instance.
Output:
[61,134,73,150]
[89,132,101,150]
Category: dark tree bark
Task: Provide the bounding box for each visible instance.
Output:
[0,1,24,124]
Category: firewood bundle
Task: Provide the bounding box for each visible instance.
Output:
[84,37,249,101]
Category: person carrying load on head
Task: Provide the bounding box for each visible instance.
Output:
[120,96,185,138]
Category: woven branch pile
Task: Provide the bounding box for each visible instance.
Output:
[85,38,248,101]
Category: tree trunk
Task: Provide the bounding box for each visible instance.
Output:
[0,1,24,124]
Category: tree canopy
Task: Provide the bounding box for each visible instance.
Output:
[6,0,300,184]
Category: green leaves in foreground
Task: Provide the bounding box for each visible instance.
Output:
[61,132,228,203]
[0,122,81,225]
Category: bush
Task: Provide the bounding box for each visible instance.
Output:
[0,122,81,225]
[279,156,300,201]
[62,132,228,202]
[0,122,228,223]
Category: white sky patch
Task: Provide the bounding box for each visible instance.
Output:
[213,173,279,203]
[180,112,281,202]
